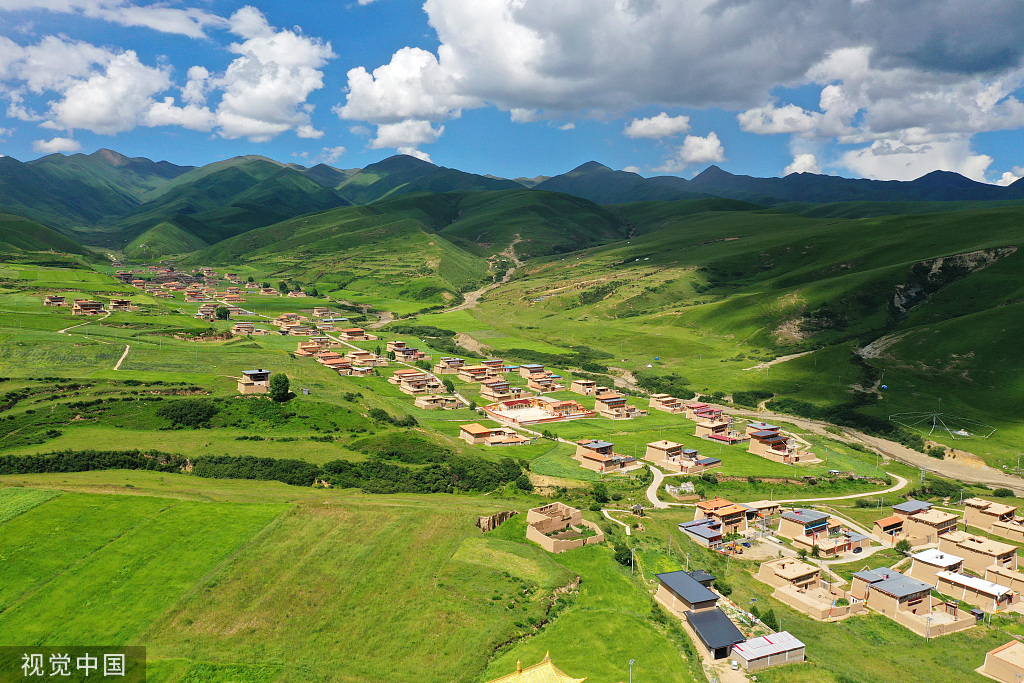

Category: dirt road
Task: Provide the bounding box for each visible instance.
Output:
[448,237,523,313]
[726,406,1024,494]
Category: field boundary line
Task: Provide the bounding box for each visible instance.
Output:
[0,499,183,618]
[137,502,295,640]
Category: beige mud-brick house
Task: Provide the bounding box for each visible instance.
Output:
[757,558,821,590]
[649,393,685,413]
[433,357,466,374]
[907,548,965,585]
[237,369,271,394]
[525,502,604,553]
[414,395,462,410]
[695,497,749,534]
[851,568,933,615]
[594,391,647,419]
[902,508,959,545]
[569,379,597,396]
[312,307,331,317]
[747,423,815,464]
[232,322,256,336]
[983,641,1024,683]
[646,439,721,475]
[108,298,134,311]
[483,397,596,425]
[71,299,106,315]
[480,378,523,402]
[684,402,714,420]
[395,370,442,396]
[678,519,724,549]
[654,569,721,614]
[458,423,528,446]
[345,349,386,366]
[457,365,493,383]
[339,327,377,341]
[964,497,1021,533]
[654,570,746,661]
[935,571,1015,612]
[940,531,1019,574]
[528,374,566,393]
[518,363,548,380]
[573,439,637,472]
[286,290,306,297]
[43,295,65,306]
[778,508,831,541]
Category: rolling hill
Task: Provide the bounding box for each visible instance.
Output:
[0,213,91,256]
[122,220,209,260]
[334,155,522,204]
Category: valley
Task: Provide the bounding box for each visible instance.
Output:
[0,149,1023,683]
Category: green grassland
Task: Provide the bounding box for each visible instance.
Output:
[0,472,690,683]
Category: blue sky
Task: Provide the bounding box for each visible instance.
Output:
[1,1,1024,184]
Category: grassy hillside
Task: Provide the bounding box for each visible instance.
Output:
[184,200,491,312]
[123,221,209,260]
[0,213,91,256]
[112,163,350,247]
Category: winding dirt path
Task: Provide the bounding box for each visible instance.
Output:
[448,236,524,313]
[58,311,111,333]
[113,344,131,371]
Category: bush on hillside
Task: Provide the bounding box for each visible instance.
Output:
[993,488,1015,498]
[156,399,219,428]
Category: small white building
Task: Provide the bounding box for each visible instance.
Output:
[730,632,805,671]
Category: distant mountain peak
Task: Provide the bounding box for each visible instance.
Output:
[908,169,980,188]
[92,148,131,166]
[691,165,732,181]
[571,161,612,173]
[366,154,438,174]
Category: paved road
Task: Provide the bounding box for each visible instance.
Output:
[772,472,910,504]
[601,509,632,536]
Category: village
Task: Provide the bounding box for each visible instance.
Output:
[30,262,1024,683]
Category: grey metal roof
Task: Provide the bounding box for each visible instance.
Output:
[656,571,720,605]
[586,440,614,449]
[685,608,746,650]
[688,569,716,583]
[855,569,932,599]
[893,499,933,514]
[846,531,868,543]
[781,509,829,525]
[697,457,722,466]
[683,525,722,541]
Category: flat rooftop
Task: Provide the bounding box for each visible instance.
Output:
[988,640,1024,669]
[936,571,1013,597]
[910,548,963,568]
[910,509,959,525]
[763,558,820,580]
[733,631,804,660]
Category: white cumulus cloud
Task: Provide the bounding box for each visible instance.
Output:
[624,112,690,139]
[211,7,335,142]
[784,153,822,175]
[0,1,228,39]
[370,119,444,149]
[654,132,725,172]
[839,137,994,182]
[32,136,80,153]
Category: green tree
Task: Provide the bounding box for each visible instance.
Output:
[514,475,534,492]
[811,544,821,558]
[613,542,632,566]
[269,373,290,402]
[993,488,1014,498]
[247,276,254,283]
[261,281,271,289]
[927,446,945,459]
[309,287,319,298]
[592,481,610,504]
[895,538,912,554]
[278,281,289,294]
[761,608,779,631]
[442,379,455,394]
[214,305,230,320]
